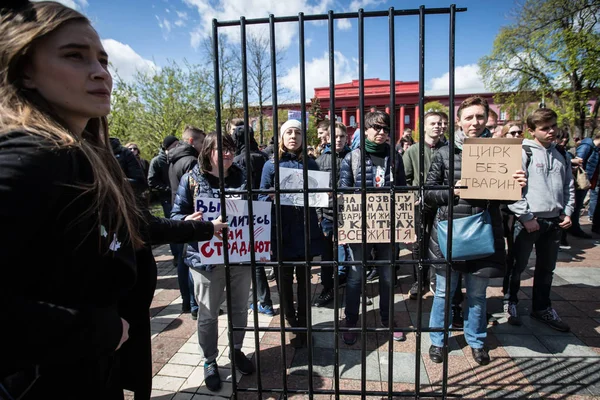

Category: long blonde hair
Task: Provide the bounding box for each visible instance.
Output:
[0,1,143,248]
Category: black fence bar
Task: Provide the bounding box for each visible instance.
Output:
[239,16,263,398]
[387,7,397,400]
[327,9,342,398]
[214,7,467,27]
[357,8,368,399]
[442,4,458,398]
[211,19,239,392]
[297,11,316,398]
[268,13,289,397]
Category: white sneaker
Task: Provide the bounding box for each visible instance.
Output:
[503,302,522,326]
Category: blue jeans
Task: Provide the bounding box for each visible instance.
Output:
[162,199,180,259]
[429,268,489,349]
[589,187,599,219]
[177,245,198,312]
[345,244,394,324]
[320,219,348,290]
[503,218,560,311]
[571,189,588,230]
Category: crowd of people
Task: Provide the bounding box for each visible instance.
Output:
[0,1,589,398]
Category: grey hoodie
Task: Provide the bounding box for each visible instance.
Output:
[508,139,575,221]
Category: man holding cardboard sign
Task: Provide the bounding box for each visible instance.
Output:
[425,96,527,366]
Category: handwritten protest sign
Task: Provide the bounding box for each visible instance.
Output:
[337,193,415,243]
[196,197,272,264]
[460,138,523,201]
[279,167,330,207]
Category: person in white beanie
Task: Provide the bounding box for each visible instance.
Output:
[258,119,324,348]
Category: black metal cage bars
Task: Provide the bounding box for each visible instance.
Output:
[211,5,467,399]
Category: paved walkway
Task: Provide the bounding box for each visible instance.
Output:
[140,223,600,400]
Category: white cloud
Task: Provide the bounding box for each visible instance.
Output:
[337,18,352,30]
[348,0,386,11]
[305,38,313,47]
[166,8,171,13]
[156,15,172,38]
[427,64,487,95]
[183,0,333,50]
[280,51,358,99]
[175,19,187,27]
[176,11,189,19]
[102,39,159,82]
[32,0,88,9]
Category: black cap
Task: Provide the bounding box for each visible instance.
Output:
[162,135,178,150]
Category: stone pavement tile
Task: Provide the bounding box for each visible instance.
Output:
[391,382,435,399]
[152,336,189,364]
[336,378,383,400]
[536,335,600,358]
[151,301,172,317]
[153,289,181,304]
[480,384,541,399]
[571,301,600,319]
[494,333,554,357]
[179,342,201,355]
[424,354,483,398]
[579,337,600,355]
[169,352,202,367]
[151,321,171,335]
[287,374,333,393]
[521,286,563,302]
[511,357,593,396]
[157,363,196,379]
[297,348,381,381]
[538,394,600,400]
[152,375,186,392]
[171,393,194,400]
[552,300,589,317]
[235,392,280,400]
[160,316,198,339]
[149,389,175,399]
[418,330,463,357]
[153,362,165,376]
[179,366,204,393]
[379,351,429,384]
[561,316,600,337]
[553,287,600,302]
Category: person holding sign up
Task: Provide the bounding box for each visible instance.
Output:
[171,133,254,392]
[338,111,407,345]
[258,119,324,348]
[425,96,527,366]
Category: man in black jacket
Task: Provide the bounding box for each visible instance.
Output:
[148,135,180,264]
[167,126,205,316]
[168,126,205,203]
[314,122,351,307]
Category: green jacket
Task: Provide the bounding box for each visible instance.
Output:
[402,139,446,186]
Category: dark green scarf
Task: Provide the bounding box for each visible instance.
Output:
[365,139,389,155]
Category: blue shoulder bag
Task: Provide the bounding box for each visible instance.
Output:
[437,209,495,261]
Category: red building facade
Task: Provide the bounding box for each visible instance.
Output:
[313,78,501,140]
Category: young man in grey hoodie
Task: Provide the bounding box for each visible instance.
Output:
[504,108,575,331]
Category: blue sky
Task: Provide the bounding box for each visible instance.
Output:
[61,0,520,100]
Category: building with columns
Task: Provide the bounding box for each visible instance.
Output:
[313,78,502,141]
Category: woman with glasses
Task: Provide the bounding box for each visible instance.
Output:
[171,132,255,392]
[125,141,150,178]
[501,122,524,138]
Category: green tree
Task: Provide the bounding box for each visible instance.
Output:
[479,0,600,138]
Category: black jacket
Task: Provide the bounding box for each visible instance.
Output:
[425,145,506,278]
[232,126,268,190]
[0,132,216,400]
[147,148,171,201]
[168,143,198,203]
[315,144,351,221]
[110,137,148,193]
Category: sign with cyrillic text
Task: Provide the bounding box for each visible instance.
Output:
[196,198,272,264]
[461,138,522,201]
[337,193,415,243]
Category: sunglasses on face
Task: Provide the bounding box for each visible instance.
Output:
[509,130,523,135]
[372,124,390,133]
[128,147,139,152]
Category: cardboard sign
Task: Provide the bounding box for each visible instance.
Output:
[195,198,272,264]
[460,138,523,201]
[337,193,416,243]
[279,167,330,207]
